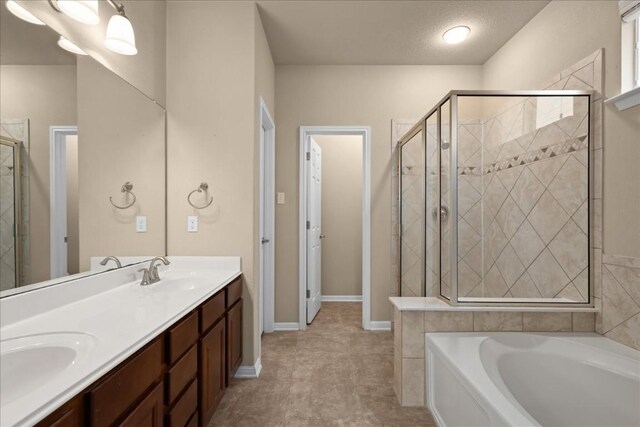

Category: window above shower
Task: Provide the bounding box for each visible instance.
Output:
[398,90,596,306]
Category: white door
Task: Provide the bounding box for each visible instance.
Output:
[306,138,322,323]
[259,101,275,334]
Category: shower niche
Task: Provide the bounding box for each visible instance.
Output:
[398,90,593,305]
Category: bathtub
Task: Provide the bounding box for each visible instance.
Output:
[425,333,640,427]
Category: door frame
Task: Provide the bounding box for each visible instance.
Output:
[298,126,372,331]
[259,98,276,334]
[49,125,77,279]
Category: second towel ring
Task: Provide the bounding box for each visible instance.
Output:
[188,182,213,209]
[109,182,137,209]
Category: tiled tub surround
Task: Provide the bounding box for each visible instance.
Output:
[598,253,640,350]
[390,297,597,407]
[0,256,241,426]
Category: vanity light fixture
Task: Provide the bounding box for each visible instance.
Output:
[50,0,100,25]
[6,0,46,25]
[104,0,137,55]
[57,36,88,55]
[442,25,471,44]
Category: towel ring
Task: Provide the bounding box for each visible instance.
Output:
[109,182,137,209]
[188,182,213,209]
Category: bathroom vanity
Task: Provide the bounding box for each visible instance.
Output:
[0,257,243,427]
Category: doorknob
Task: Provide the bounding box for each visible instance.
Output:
[319,234,326,239]
[261,238,270,244]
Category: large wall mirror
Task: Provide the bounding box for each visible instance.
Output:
[0,3,166,296]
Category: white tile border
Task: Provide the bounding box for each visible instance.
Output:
[273,322,300,331]
[370,320,392,331]
[234,357,262,379]
[321,295,363,302]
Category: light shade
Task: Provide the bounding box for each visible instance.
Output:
[442,26,471,44]
[57,36,88,55]
[104,14,137,55]
[6,0,45,25]
[56,0,100,25]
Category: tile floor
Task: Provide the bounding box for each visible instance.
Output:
[210,302,435,426]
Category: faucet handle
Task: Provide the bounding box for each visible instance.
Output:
[138,268,151,286]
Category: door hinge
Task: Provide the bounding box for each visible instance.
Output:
[306,221,310,230]
[306,152,310,161]
[306,289,310,298]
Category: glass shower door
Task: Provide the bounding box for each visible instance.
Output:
[0,138,21,290]
[399,128,425,297]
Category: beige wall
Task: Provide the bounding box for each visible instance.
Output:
[274,65,483,322]
[77,57,165,270]
[19,0,167,105]
[482,0,640,259]
[65,134,79,275]
[313,135,363,296]
[167,1,274,365]
[0,64,77,283]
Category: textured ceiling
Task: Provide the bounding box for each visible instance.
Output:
[1,5,76,65]
[257,0,550,65]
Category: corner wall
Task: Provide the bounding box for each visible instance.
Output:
[482,0,640,259]
[274,65,483,323]
[167,1,275,366]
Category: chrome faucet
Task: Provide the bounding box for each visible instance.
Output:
[99,256,122,269]
[147,256,170,284]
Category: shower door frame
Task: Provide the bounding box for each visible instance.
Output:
[398,124,426,297]
[0,137,23,287]
[398,89,595,308]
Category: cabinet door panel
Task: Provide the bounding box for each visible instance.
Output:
[226,300,243,382]
[199,320,225,426]
[118,382,163,427]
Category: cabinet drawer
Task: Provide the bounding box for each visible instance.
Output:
[185,412,198,427]
[167,311,199,365]
[118,381,164,427]
[226,277,242,308]
[167,379,198,427]
[89,339,163,427]
[166,344,197,404]
[200,290,225,333]
[36,396,83,427]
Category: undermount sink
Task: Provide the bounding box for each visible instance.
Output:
[0,332,97,405]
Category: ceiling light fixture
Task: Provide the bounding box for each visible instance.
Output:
[57,36,88,55]
[50,0,100,25]
[104,0,137,55]
[442,26,471,44]
[6,0,46,25]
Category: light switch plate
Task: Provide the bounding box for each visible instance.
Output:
[136,216,147,233]
[277,192,285,204]
[187,215,198,232]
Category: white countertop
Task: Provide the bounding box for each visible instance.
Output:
[0,256,241,427]
[389,297,598,312]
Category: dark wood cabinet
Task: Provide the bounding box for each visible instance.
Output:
[226,300,243,381]
[199,319,226,426]
[119,382,164,427]
[35,395,83,427]
[35,275,242,427]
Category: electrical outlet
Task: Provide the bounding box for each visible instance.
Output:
[187,215,198,232]
[136,216,147,233]
[277,192,285,204]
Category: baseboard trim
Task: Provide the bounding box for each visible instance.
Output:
[234,357,262,378]
[274,322,300,331]
[321,295,363,302]
[369,321,391,331]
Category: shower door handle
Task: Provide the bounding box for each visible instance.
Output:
[433,206,449,222]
